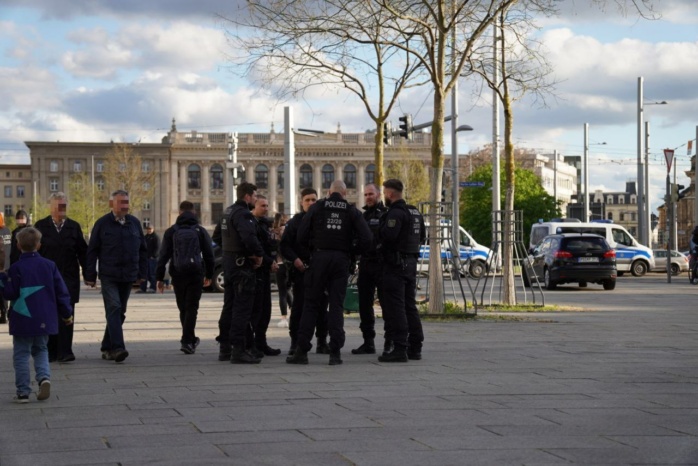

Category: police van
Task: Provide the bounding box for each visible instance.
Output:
[529,219,654,276]
[419,221,498,278]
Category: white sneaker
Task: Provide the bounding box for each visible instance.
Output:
[277,318,288,328]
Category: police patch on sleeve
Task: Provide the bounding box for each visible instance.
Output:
[387,219,396,228]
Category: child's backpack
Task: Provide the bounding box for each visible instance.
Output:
[172,225,203,274]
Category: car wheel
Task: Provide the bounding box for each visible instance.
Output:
[579,281,587,288]
[630,260,648,277]
[468,260,486,279]
[603,279,616,290]
[670,263,681,275]
[544,268,556,290]
[213,267,225,293]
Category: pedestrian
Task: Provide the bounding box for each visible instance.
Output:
[139,225,159,293]
[10,209,31,265]
[272,213,292,328]
[279,188,330,356]
[1,227,73,403]
[156,200,214,354]
[247,195,281,358]
[212,182,264,364]
[352,183,388,356]
[0,213,10,324]
[34,192,87,363]
[377,179,426,362]
[286,180,372,365]
[84,190,147,363]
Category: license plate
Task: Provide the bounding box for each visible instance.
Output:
[578,257,599,263]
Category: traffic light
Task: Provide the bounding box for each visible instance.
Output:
[671,183,680,202]
[398,114,413,141]
[383,122,392,146]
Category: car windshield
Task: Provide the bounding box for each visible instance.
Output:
[562,237,607,252]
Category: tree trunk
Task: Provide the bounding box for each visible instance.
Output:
[502,92,516,305]
[428,88,446,314]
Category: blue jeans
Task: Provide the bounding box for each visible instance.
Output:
[100,278,132,352]
[140,258,157,292]
[13,335,50,396]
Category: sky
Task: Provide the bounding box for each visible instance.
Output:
[0,0,696,212]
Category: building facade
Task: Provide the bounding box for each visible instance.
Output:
[0,164,32,223]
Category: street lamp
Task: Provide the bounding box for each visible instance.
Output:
[582,123,606,222]
[451,124,474,263]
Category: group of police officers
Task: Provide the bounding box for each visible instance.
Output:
[213,177,425,365]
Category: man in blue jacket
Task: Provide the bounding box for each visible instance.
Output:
[84,190,147,363]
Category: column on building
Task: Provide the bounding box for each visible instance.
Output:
[314,163,323,196]
[268,162,278,213]
[170,159,179,223]
[179,162,187,210]
[358,164,366,203]
[336,163,343,189]
[202,163,210,225]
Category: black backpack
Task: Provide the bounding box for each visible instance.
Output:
[172,224,203,274]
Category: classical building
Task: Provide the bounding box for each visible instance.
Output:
[517,151,577,212]
[0,164,32,222]
[657,155,695,251]
[26,120,433,232]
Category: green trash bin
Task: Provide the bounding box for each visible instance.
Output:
[343,275,359,313]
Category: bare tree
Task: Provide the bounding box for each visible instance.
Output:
[101,144,157,223]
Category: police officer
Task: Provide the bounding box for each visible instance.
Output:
[351,183,387,355]
[287,180,372,365]
[378,179,426,363]
[212,182,264,364]
[279,188,330,355]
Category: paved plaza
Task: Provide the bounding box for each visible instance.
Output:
[0,276,697,465]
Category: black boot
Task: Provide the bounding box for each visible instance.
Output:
[262,345,282,356]
[407,346,422,360]
[378,347,408,363]
[0,308,6,324]
[286,347,308,364]
[329,350,343,366]
[316,337,330,354]
[288,341,297,355]
[218,343,232,361]
[351,338,376,355]
[230,347,261,364]
[249,346,264,359]
[382,340,394,357]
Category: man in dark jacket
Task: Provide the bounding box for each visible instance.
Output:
[0,213,10,324]
[156,201,214,354]
[139,225,159,293]
[84,190,147,363]
[10,209,30,265]
[35,192,87,363]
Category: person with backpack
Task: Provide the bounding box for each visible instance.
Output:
[156,201,214,354]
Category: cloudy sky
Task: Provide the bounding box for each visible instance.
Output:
[0,0,696,211]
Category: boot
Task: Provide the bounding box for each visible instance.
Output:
[288,341,297,355]
[285,347,309,365]
[351,338,376,355]
[0,311,6,324]
[382,340,394,357]
[315,337,330,354]
[407,346,422,360]
[249,346,264,359]
[218,343,232,361]
[329,350,343,366]
[378,347,408,363]
[262,345,282,356]
[230,347,261,364]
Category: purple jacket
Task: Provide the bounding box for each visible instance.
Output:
[1,252,73,336]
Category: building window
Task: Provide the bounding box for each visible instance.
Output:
[143,200,151,210]
[16,186,24,198]
[631,212,636,221]
[188,164,201,189]
[142,161,151,172]
[96,178,105,191]
[607,212,613,221]
[96,160,104,173]
[607,196,613,205]
[49,178,59,192]
[212,203,223,224]
[344,164,356,189]
[277,164,284,189]
[143,182,151,191]
[619,197,625,204]
[365,163,376,185]
[255,164,269,189]
[620,213,625,221]
[210,164,224,190]
[4,205,12,217]
[321,164,335,189]
[18,172,22,178]
[142,217,150,227]
[4,186,11,198]
[299,164,313,189]
[49,160,58,172]
[73,160,82,172]
[630,195,636,204]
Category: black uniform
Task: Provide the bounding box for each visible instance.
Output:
[279,211,328,350]
[357,201,387,342]
[379,199,426,354]
[212,199,264,356]
[140,230,160,292]
[295,192,372,355]
[248,216,275,352]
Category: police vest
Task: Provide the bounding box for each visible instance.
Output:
[221,204,247,253]
[312,197,353,251]
[364,204,387,256]
[393,203,423,255]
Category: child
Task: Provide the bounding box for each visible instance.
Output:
[1,227,73,403]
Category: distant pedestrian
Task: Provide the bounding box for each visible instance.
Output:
[35,192,87,363]
[0,213,10,324]
[10,209,30,265]
[272,213,292,328]
[1,227,73,403]
[139,225,159,293]
[84,190,147,363]
[156,201,214,354]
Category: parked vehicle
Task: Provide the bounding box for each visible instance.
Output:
[530,219,653,277]
[651,249,688,275]
[523,233,617,290]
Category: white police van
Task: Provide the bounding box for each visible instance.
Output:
[529,219,655,277]
[419,221,498,278]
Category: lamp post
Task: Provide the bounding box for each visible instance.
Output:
[582,123,606,222]
[451,124,474,266]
